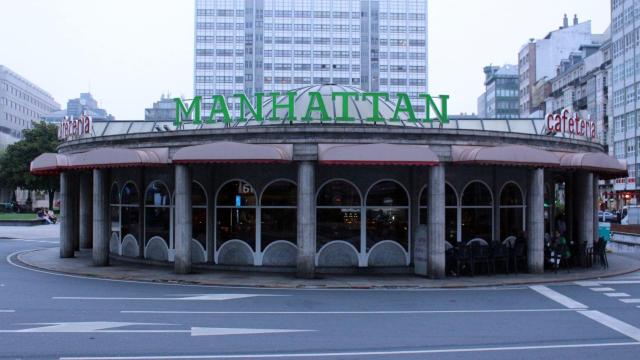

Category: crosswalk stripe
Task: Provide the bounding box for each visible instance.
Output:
[604,293,630,298]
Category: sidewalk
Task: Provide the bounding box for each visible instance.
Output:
[0,224,59,240]
[15,247,640,289]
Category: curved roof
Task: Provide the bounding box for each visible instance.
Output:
[556,152,627,177]
[452,145,560,167]
[30,153,69,175]
[68,147,168,169]
[173,142,292,164]
[319,143,439,166]
[230,84,421,127]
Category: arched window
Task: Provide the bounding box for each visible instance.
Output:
[121,182,140,242]
[110,182,119,235]
[500,183,524,240]
[144,181,171,247]
[192,182,207,249]
[216,180,256,250]
[260,180,297,250]
[445,183,458,244]
[366,180,409,250]
[316,180,361,250]
[419,187,427,225]
[461,181,492,243]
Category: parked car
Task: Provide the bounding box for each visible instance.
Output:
[598,211,616,222]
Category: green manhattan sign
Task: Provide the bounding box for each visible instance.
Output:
[174,92,448,125]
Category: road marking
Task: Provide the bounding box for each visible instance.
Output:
[595,280,640,285]
[604,293,630,297]
[620,299,640,304]
[52,294,285,301]
[0,322,311,337]
[121,308,576,315]
[575,281,601,287]
[0,310,15,313]
[58,342,640,360]
[578,310,640,342]
[590,287,615,292]
[529,285,588,309]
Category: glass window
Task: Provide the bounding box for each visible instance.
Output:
[216,180,256,250]
[110,183,119,233]
[500,183,524,240]
[121,182,139,205]
[144,181,171,247]
[317,180,361,249]
[366,181,409,250]
[120,182,140,241]
[445,184,457,244]
[192,182,207,248]
[461,182,492,242]
[261,181,297,248]
[419,186,427,225]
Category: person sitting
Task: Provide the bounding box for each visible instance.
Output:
[46,209,57,224]
[37,208,53,224]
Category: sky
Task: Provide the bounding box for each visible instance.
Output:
[0,0,610,119]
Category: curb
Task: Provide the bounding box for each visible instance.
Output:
[13,248,640,290]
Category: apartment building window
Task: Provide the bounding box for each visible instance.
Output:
[615,141,625,159]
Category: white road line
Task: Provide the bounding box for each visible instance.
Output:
[121,308,575,315]
[620,299,640,304]
[529,285,588,309]
[0,310,15,313]
[604,293,630,297]
[590,287,615,292]
[58,342,640,360]
[575,281,601,287]
[578,310,640,342]
[596,280,640,285]
[52,294,285,301]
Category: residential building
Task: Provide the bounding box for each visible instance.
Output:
[518,14,595,117]
[194,0,429,118]
[43,92,114,122]
[611,0,640,203]
[478,64,519,118]
[0,65,59,149]
[145,95,177,121]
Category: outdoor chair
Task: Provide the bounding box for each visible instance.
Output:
[470,243,490,275]
[510,241,527,273]
[454,245,473,277]
[489,242,510,274]
[551,243,570,274]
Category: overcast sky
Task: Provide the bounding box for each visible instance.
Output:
[0,0,610,119]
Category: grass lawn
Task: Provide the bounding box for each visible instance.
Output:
[0,213,40,220]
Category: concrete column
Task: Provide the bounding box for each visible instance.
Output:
[70,175,80,251]
[59,172,74,258]
[527,168,544,273]
[427,164,446,278]
[79,173,93,249]
[174,164,192,274]
[92,169,109,266]
[296,161,316,279]
[577,172,595,265]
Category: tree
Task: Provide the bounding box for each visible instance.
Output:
[0,121,60,210]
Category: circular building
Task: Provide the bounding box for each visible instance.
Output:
[31,85,626,278]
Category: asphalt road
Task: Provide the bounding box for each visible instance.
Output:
[1,238,640,360]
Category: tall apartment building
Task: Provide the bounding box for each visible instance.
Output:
[0,65,59,149]
[477,64,519,118]
[518,15,594,116]
[194,0,428,117]
[611,0,640,198]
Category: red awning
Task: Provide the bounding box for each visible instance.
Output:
[68,147,169,169]
[556,152,628,178]
[30,153,69,175]
[172,142,293,164]
[451,145,560,167]
[318,143,439,166]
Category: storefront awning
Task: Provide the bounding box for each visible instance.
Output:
[30,153,69,175]
[451,145,560,167]
[556,152,628,178]
[172,142,293,164]
[68,147,169,169]
[318,143,439,166]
